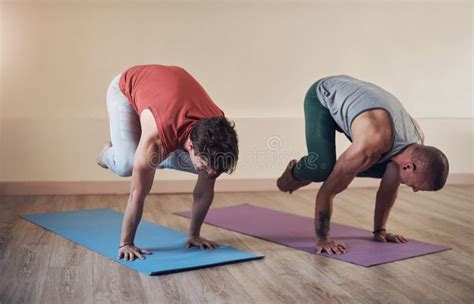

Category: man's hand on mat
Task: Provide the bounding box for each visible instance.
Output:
[118,244,152,261]
[316,239,347,255]
[373,232,408,243]
[186,236,219,250]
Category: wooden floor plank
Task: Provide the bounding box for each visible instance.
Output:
[40,195,94,304]
[0,196,58,304]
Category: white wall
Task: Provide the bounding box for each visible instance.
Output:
[0,0,472,182]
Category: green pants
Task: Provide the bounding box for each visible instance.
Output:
[292,82,388,182]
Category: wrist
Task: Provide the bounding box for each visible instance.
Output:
[119,242,134,248]
[373,228,386,234]
[189,227,201,237]
[316,235,329,242]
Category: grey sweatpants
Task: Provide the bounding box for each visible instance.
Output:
[100,74,197,177]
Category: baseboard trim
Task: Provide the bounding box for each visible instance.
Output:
[0,174,472,196]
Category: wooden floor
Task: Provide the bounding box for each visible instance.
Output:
[0,185,472,304]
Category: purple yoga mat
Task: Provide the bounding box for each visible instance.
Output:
[175,204,451,267]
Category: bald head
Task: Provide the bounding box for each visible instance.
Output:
[411,145,449,191]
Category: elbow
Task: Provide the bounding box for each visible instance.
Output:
[193,188,205,201]
[193,191,213,203]
[332,184,349,196]
[361,151,381,170]
[319,185,340,200]
[366,150,381,163]
[193,193,203,202]
[129,188,146,203]
[351,145,381,171]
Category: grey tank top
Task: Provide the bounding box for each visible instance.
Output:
[316,75,421,163]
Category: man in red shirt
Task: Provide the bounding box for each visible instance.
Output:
[97,65,239,261]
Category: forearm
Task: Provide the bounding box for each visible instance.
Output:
[189,194,213,237]
[373,189,398,230]
[120,192,145,245]
[315,189,334,241]
[313,145,380,241]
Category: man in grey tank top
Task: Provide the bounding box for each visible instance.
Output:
[277,76,449,255]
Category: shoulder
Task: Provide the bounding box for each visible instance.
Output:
[352,109,393,155]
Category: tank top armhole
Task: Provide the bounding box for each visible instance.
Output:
[409,116,423,144]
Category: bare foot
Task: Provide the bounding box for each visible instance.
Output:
[97,141,112,169]
[276,160,312,193]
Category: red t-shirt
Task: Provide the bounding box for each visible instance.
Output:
[119,65,224,158]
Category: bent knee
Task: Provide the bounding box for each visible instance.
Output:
[304,162,335,183]
[315,169,332,182]
[114,161,133,177]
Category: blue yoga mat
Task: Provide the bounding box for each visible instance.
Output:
[22,208,263,275]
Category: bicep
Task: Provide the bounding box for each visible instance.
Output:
[322,144,380,195]
[130,136,160,199]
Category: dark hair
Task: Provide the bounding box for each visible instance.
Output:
[190,116,238,175]
[413,145,449,191]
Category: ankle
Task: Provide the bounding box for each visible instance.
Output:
[290,165,302,182]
